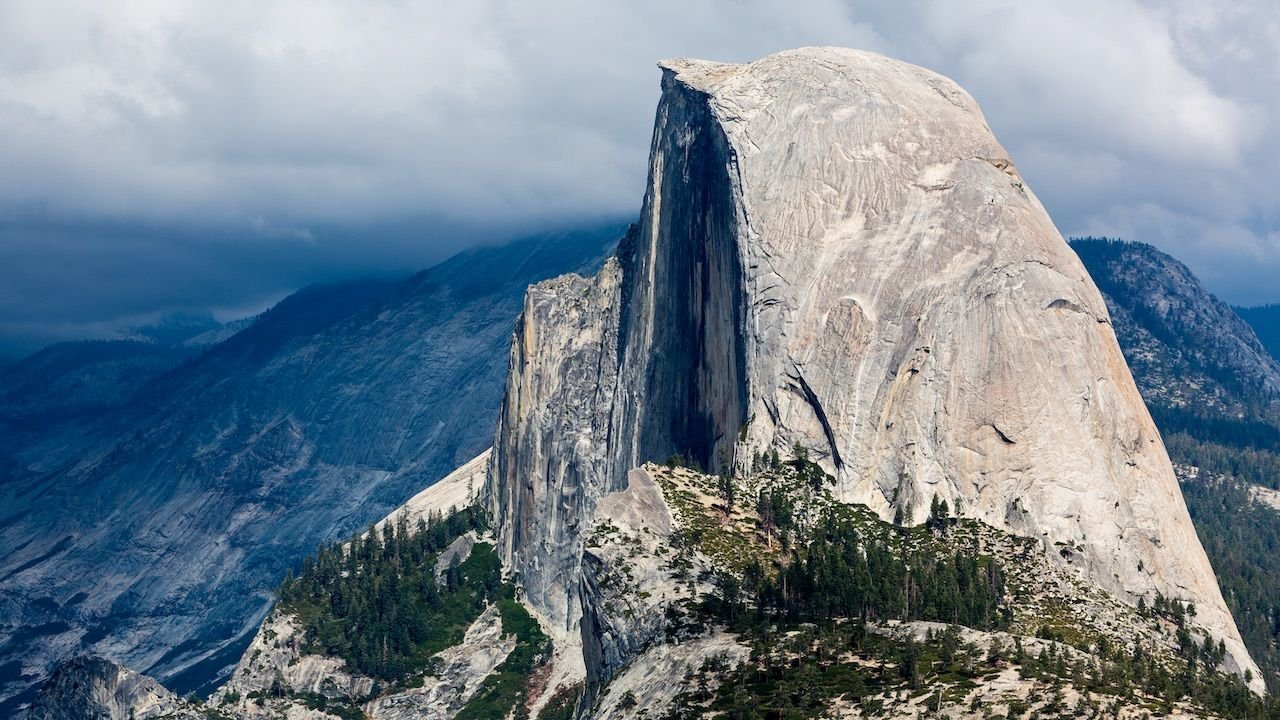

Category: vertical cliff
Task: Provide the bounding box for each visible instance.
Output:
[484,47,1260,691]
[485,259,624,661]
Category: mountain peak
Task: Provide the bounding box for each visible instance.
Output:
[486,46,1263,695]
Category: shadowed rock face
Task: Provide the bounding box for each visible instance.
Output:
[484,47,1261,691]
[612,74,750,478]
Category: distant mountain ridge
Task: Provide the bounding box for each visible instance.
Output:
[1070,237,1280,410]
[0,310,265,432]
[1236,304,1280,365]
[0,223,624,715]
[0,340,197,426]
[115,311,224,347]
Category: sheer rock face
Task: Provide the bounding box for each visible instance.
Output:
[485,47,1260,689]
[485,261,624,652]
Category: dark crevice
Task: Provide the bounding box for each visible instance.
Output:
[787,363,845,471]
[578,562,607,701]
[989,423,1016,445]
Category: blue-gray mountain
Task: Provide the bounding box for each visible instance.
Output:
[1070,238,1280,410]
[0,223,622,716]
[1237,304,1280,366]
[1073,237,1280,691]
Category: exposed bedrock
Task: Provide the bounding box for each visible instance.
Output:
[483,47,1262,691]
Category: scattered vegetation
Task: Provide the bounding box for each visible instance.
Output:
[718,507,1005,632]
[650,446,1277,719]
[535,682,583,720]
[276,506,496,683]
[1236,303,1280,363]
[1167,430,1280,490]
[1183,472,1280,693]
[661,448,1006,634]
[246,689,365,720]
[1074,235,1280,698]
[270,503,555,719]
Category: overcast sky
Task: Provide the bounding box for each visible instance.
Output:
[1,0,1277,355]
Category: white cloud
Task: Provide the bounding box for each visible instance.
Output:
[921,0,1253,163]
[0,0,1276,352]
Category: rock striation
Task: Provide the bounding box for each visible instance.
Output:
[483,47,1261,692]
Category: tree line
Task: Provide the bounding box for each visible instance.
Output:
[276,505,494,682]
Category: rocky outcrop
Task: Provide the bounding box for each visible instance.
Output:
[19,47,1267,719]
[589,632,749,720]
[216,605,514,720]
[484,47,1261,691]
[579,468,718,690]
[215,611,376,706]
[25,656,201,720]
[380,449,489,533]
[363,604,516,720]
[485,260,625,651]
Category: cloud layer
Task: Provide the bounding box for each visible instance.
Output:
[0,0,1276,353]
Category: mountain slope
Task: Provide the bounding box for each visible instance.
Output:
[1073,237,1280,690]
[0,223,622,715]
[201,458,1263,720]
[1237,304,1280,364]
[0,340,196,426]
[0,311,259,433]
[1071,238,1280,411]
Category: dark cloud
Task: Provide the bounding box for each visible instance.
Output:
[0,0,1276,355]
